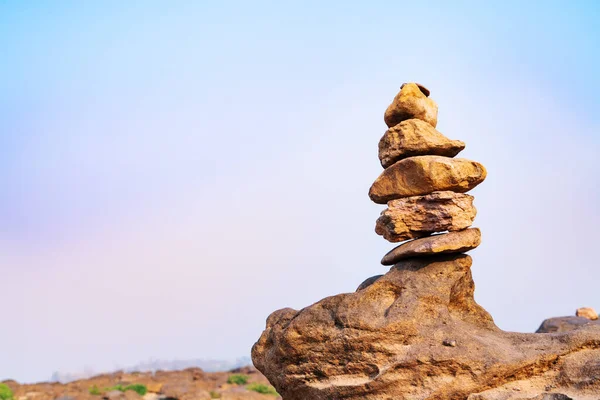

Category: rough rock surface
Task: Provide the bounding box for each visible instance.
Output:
[375,191,476,242]
[381,228,481,265]
[384,83,438,128]
[536,316,600,333]
[252,255,600,400]
[576,307,598,320]
[369,156,487,204]
[379,119,465,168]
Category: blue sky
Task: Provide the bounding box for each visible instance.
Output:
[1,1,599,383]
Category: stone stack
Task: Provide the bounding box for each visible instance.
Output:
[251,83,600,400]
[369,82,486,265]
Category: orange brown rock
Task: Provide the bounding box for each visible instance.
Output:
[384,82,438,128]
[379,119,465,168]
[576,307,598,320]
[375,191,476,242]
[368,155,487,204]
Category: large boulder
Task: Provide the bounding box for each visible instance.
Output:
[252,255,600,399]
[384,83,438,128]
[369,156,487,204]
[379,119,465,168]
[375,191,476,242]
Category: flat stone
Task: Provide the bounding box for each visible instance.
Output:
[576,307,598,320]
[369,155,487,204]
[384,82,438,128]
[375,191,476,242]
[379,119,465,168]
[381,228,481,265]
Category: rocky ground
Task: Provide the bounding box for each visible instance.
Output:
[2,366,280,400]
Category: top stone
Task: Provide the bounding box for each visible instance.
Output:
[384,83,438,128]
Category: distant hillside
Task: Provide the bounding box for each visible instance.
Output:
[49,357,252,383]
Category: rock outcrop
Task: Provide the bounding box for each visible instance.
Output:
[537,308,600,334]
[252,83,600,399]
[537,316,600,334]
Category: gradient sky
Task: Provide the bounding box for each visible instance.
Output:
[1,1,599,383]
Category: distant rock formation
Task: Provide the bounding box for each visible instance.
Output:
[7,366,276,400]
[49,358,252,383]
[252,83,600,399]
[537,307,600,333]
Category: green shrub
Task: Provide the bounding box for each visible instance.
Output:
[227,374,249,385]
[89,385,102,395]
[0,384,13,400]
[89,383,147,396]
[123,384,147,396]
[209,391,221,399]
[246,383,278,395]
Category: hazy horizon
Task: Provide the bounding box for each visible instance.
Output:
[2,1,599,383]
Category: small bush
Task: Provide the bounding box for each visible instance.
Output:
[209,391,221,399]
[247,383,278,395]
[0,384,13,400]
[89,385,102,395]
[227,374,249,385]
[89,383,147,396]
[123,384,147,396]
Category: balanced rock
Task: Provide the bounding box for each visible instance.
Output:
[381,227,481,265]
[375,191,476,242]
[252,254,600,399]
[379,118,465,168]
[384,83,438,128]
[576,307,598,320]
[369,155,487,204]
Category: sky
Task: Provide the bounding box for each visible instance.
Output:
[1,0,599,383]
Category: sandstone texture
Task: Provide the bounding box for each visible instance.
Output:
[576,307,598,320]
[381,228,481,265]
[384,83,438,128]
[369,156,487,204]
[379,119,465,168]
[252,255,600,399]
[375,191,476,242]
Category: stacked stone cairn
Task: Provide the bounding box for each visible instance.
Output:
[252,83,600,399]
[369,82,487,266]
